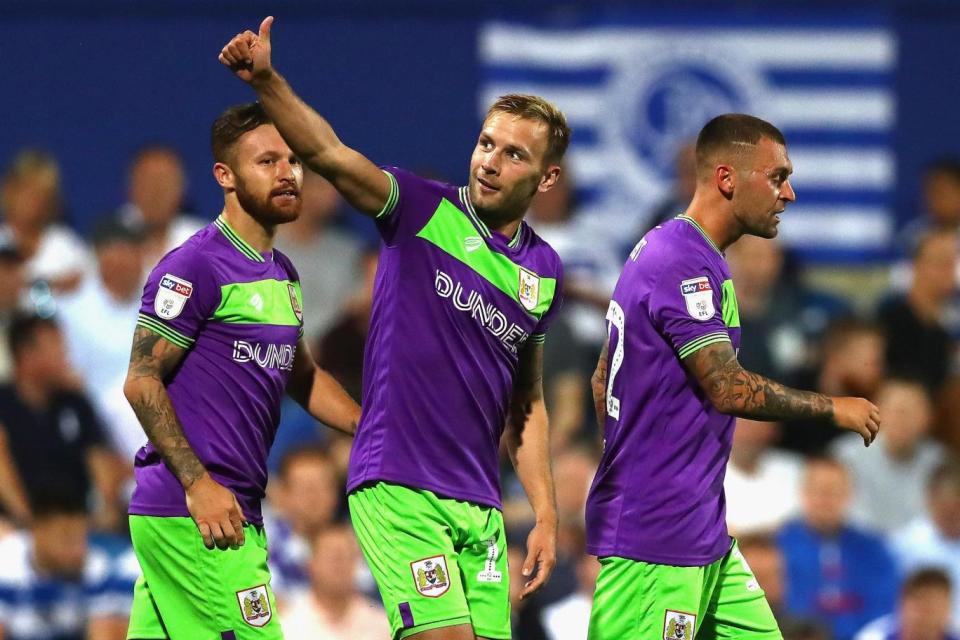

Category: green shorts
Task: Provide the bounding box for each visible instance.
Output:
[348,482,510,640]
[588,540,781,639]
[127,515,281,640]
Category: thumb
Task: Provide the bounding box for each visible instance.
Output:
[259,16,274,43]
[522,548,538,577]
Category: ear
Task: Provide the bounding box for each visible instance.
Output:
[715,164,736,199]
[537,164,562,193]
[213,162,236,191]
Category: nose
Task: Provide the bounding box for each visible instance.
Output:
[480,150,500,175]
[781,179,797,203]
[277,159,296,182]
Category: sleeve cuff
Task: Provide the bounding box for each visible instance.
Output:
[677,331,730,360]
[375,170,400,219]
[529,333,546,344]
[137,313,195,349]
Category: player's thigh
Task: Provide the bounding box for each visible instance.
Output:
[129,515,282,640]
[699,541,782,639]
[349,483,472,640]
[127,574,169,640]
[457,507,510,640]
[588,556,707,640]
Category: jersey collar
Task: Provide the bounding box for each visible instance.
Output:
[214,215,267,263]
[677,214,723,256]
[458,186,524,248]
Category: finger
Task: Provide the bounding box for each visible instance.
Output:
[860,424,873,446]
[198,522,214,550]
[221,518,239,549]
[520,563,552,599]
[220,47,238,66]
[210,521,228,550]
[231,499,246,546]
[259,16,274,43]
[232,519,246,547]
[226,42,247,63]
[521,547,539,577]
[235,37,251,62]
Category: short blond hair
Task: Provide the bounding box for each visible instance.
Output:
[485,94,571,164]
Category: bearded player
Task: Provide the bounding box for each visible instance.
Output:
[220,17,566,640]
[123,102,360,640]
[585,114,881,639]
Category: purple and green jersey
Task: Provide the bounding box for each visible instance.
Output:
[586,215,742,566]
[129,216,304,526]
[346,167,564,509]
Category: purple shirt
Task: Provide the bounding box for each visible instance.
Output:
[346,168,564,509]
[586,216,742,566]
[129,217,304,525]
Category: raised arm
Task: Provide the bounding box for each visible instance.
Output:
[504,341,557,600]
[682,341,881,446]
[285,338,361,436]
[219,17,392,217]
[123,327,245,549]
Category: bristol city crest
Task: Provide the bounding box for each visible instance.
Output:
[411,555,450,597]
[236,585,272,627]
[518,268,540,312]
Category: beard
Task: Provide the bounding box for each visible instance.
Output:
[234,174,302,226]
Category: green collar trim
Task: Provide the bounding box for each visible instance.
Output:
[459,186,492,238]
[677,214,723,256]
[215,216,265,263]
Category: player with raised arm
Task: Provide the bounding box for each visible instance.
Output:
[123,103,360,640]
[219,18,567,640]
[585,114,881,639]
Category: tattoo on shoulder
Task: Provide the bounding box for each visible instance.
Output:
[128,326,186,380]
[684,341,832,421]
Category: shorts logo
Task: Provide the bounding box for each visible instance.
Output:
[411,555,450,597]
[476,537,502,583]
[287,283,303,323]
[236,585,272,627]
[155,274,193,320]
[680,276,715,321]
[663,610,696,640]
[518,267,540,311]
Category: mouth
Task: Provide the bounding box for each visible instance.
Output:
[476,176,500,193]
[271,187,301,203]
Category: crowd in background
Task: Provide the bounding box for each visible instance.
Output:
[0,142,959,640]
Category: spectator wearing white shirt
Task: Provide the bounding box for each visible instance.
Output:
[833,378,946,534]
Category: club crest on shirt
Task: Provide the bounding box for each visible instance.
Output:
[518,267,540,312]
[680,276,715,321]
[287,283,303,323]
[411,555,450,597]
[236,584,272,627]
[663,610,696,640]
[155,274,193,320]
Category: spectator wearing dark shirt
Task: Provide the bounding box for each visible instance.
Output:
[0,314,122,527]
[878,229,957,395]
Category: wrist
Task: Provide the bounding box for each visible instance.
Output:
[183,469,210,493]
[250,68,279,91]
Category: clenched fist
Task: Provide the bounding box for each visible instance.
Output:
[831,396,881,446]
[219,16,275,85]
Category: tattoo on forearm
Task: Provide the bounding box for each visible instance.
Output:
[684,342,833,421]
[126,327,205,489]
[592,340,609,429]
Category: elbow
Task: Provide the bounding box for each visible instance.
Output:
[122,376,151,408]
[705,391,738,416]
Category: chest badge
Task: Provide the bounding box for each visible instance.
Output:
[518,268,540,312]
[287,283,303,323]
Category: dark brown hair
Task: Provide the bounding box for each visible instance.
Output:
[211,102,273,165]
[696,113,786,174]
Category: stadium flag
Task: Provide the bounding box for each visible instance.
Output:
[479,14,896,264]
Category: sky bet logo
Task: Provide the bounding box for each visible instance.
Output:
[232,340,295,371]
[681,280,712,295]
[160,276,193,297]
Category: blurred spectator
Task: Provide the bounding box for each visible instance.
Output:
[281,524,389,640]
[58,217,146,462]
[900,158,960,249]
[0,314,123,528]
[0,149,91,293]
[275,169,363,342]
[642,140,698,231]
[316,248,379,402]
[0,241,27,383]
[508,544,548,640]
[877,229,958,395]
[739,533,831,637]
[118,145,203,270]
[855,567,960,640]
[725,418,803,535]
[726,235,847,381]
[0,490,134,640]
[541,528,597,640]
[780,318,885,455]
[890,459,960,618]
[832,378,946,534]
[266,445,342,596]
[778,457,898,640]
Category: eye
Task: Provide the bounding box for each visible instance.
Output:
[509,150,522,161]
[260,158,274,165]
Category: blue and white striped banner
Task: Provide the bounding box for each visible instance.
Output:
[480,17,896,263]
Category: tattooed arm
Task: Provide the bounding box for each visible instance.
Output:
[505,341,557,600]
[683,341,881,445]
[123,327,246,549]
[591,338,610,430]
